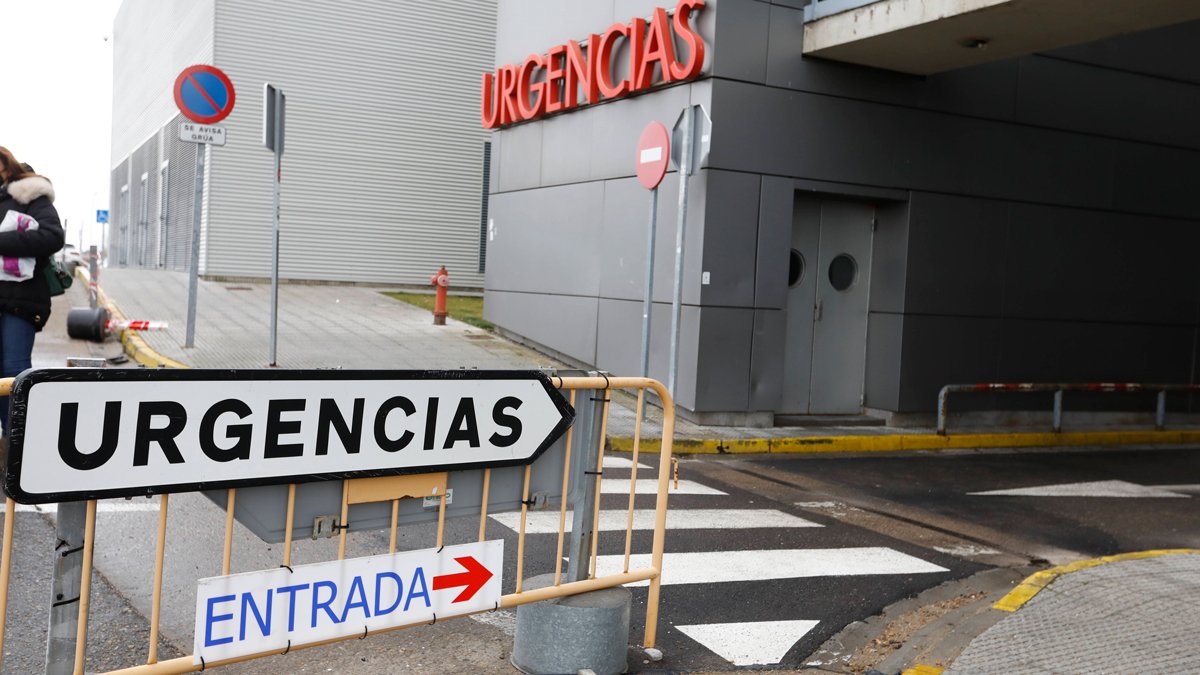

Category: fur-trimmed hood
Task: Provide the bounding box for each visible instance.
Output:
[4,176,55,205]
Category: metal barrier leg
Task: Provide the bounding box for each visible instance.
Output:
[567,381,606,583]
[46,501,88,675]
[1053,390,1064,433]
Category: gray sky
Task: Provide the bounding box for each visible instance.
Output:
[1,0,123,250]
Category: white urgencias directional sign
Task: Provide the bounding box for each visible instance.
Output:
[194,540,502,664]
[5,369,573,504]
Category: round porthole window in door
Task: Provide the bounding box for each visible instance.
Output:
[828,254,857,291]
[788,249,805,287]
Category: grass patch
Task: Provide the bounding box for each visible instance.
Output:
[384,292,494,331]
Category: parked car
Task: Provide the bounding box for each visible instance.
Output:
[56,244,84,271]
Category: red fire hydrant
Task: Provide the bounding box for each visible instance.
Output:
[430,266,449,325]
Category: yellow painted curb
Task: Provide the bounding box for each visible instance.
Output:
[902,666,945,675]
[610,430,1200,455]
[993,549,1200,612]
[77,267,190,369]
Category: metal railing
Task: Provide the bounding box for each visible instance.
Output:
[937,382,1200,435]
[804,0,880,22]
[0,374,676,674]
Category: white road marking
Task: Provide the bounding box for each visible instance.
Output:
[594,547,948,586]
[677,620,819,667]
[1153,484,1200,493]
[601,479,726,495]
[933,545,1000,557]
[969,480,1190,498]
[602,456,653,470]
[489,509,822,534]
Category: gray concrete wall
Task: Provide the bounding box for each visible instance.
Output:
[486,0,1200,416]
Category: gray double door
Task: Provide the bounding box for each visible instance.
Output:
[781,195,875,415]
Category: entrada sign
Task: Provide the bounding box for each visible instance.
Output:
[5,369,573,504]
[481,0,706,128]
[194,540,502,663]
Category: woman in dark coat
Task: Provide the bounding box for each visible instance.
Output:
[0,146,65,432]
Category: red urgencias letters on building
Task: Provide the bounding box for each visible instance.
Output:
[481,0,706,129]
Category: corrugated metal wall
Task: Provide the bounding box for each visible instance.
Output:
[207,0,496,286]
[111,0,215,165]
[161,113,204,271]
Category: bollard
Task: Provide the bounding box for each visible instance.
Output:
[66,307,111,342]
[511,573,631,675]
[430,266,449,325]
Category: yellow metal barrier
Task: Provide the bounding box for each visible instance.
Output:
[0,375,676,674]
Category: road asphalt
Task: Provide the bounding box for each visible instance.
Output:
[0,269,1195,674]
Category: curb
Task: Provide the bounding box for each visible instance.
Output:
[78,267,190,369]
[610,429,1200,455]
[992,548,1200,612]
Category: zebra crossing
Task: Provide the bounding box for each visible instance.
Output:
[488,453,971,669]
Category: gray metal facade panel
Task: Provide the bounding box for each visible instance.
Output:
[484,290,598,366]
[1046,19,1200,86]
[695,306,752,411]
[1000,203,1200,325]
[868,200,909,315]
[111,0,215,165]
[711,0,770,83]
[1016,56,1200,151]
[748,308,785,410]
[754,176,793,311]
[710,77,1200,220]
[902,193,1005,318]
[595,298,679,384]
[897,315,1003,413]
[698,170,759,308]
[487,182,605,297]
[863,311,901,412]
[205,0,495,286]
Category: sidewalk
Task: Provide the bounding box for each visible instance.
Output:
[890,550,1200,675]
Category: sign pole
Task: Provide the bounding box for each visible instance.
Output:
[269,115,281,366]
[639,188,658,377]
[668,106,695,398]
[44,358,102,674]
[566,374,607,583]
[185,143,203,348]
[264,84,285,366]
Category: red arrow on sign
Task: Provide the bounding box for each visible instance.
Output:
[432,556,494,603]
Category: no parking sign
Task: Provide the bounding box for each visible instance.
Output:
[174,65,236,125]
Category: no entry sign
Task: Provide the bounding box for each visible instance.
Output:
[4,369,574,504]
[636,122,671,190]
[174,65,237,125]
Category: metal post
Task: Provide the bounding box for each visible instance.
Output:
[667,106,695,398]
[1155,390,1166,431]
[936,385,950,435]
[87,245,98,310]
[45,358,101,674]
[1052,390,1063,433]
[185,144,204,348]
[566,374,606,583]
[639,188,659,377]
[269,130,282,366]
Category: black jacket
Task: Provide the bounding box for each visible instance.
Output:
[0,176,65,330]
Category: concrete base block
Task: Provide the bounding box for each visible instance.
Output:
[511,573,631,675]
